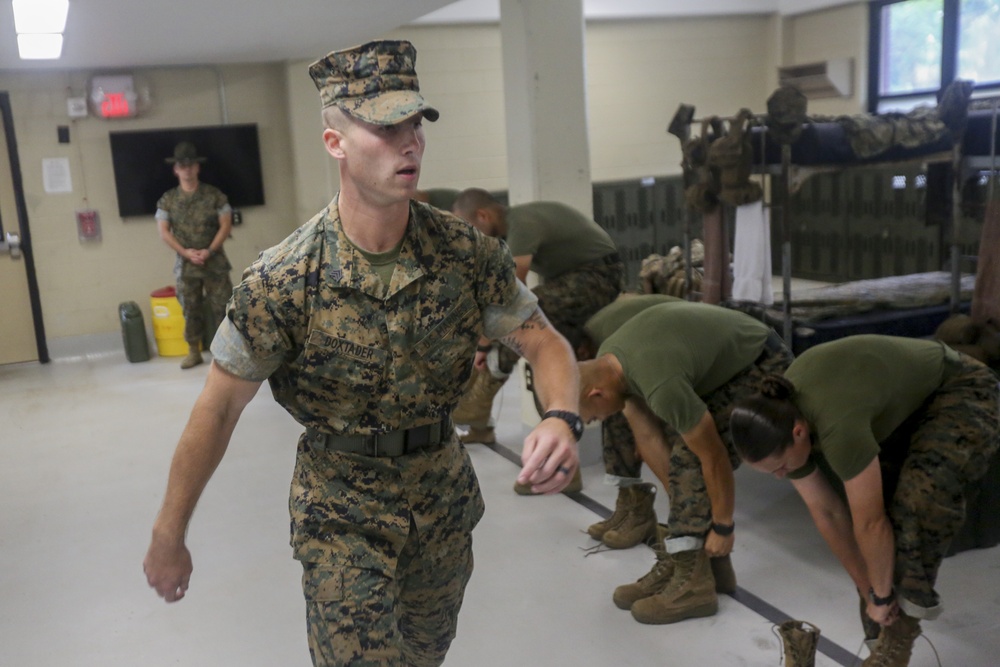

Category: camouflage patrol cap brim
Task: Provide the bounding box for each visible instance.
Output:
[309,39,439,126]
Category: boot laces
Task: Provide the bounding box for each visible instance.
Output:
[579,542,611,557]
[855,620,940,667]
[640,554,672,583]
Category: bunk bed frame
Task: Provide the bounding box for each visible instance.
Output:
[675,94,999,353]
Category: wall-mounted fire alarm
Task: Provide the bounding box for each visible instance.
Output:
[67,96,87,119]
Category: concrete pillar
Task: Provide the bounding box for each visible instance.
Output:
[499,0,592,217]
[498,0,596,444]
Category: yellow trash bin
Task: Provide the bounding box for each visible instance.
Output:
[150,286,188,357]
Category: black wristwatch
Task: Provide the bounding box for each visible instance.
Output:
[869,587,896,606]
[542,410,584,441]
[710,522,735,536]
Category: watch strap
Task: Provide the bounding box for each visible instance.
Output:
[869,587,896,606]
[542,409,583,441]
[710,522,735,536]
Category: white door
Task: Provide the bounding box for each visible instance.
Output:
[0,92,43,365]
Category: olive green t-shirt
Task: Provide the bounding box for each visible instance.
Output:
[584,294,682,346]
[785,335,958,482]
[422,189,460,212]
[598,302,771,433]
[505,201,618,279]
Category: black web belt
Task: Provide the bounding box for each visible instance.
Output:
[307,418,452,458]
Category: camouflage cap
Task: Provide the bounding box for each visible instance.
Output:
[165,141,207,165]
[309,40,439,126]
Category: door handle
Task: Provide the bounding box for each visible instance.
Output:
[0,231,22,259]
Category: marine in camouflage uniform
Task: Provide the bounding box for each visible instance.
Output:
[155,141,233,368]
[578,301,794,624]
[143,40,582,667]
[451,190,624,452]
[730,335,999,664]
[218,198,531,666]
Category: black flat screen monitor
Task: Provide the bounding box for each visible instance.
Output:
[109,123,265,218]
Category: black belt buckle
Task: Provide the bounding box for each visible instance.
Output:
[363,434,381,457]
[313,418,448,457]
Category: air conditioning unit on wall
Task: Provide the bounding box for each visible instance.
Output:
[778,58,853,99]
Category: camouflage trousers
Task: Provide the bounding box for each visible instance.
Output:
[176,271,232,346]
[665,335,795,545]
[880,354,999,612]
[496,257,624,375]
[293,436,484,667]
[602,411,644,483]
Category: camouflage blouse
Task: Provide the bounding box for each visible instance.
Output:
[215,197,536,434]
[155,183,231,277]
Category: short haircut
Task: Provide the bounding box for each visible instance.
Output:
[452,187,500,219]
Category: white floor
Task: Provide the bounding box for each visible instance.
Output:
[1,351,997,667]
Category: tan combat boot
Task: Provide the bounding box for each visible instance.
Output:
[630,549,718,624]
[587,485,635,540]
[613,550,675,610]
[587,484,655,540]
[453,370,506,444]
[601,483,658,549]
[862,613,921,667]
[180,343,203,370]
[650,524,735,595]
[775,620,821,667]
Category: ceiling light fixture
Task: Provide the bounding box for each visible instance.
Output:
[17,33,64,60]
[12,0,69,33]
[13,0,70,60]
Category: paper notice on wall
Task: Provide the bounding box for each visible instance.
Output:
[42,157,73,194]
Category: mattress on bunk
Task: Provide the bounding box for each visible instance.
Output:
[771,271,975,323]
[751,120,954,166]
[750,109,998,166]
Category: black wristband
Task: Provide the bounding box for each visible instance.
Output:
[710,522,735,536]
[542,410,584,441]
[869,587,896,606]
[476,344,492,353]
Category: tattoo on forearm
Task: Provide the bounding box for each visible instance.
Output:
[499,334,524,357]
[499,310,548,357]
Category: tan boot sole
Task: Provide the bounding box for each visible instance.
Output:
[631,598,718,625]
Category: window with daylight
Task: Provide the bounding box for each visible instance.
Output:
[869,0,1000,112]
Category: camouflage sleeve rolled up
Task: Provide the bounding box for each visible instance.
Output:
[211,316,283,382]
[472,234,537,339]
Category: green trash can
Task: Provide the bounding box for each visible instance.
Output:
[119,301,151,363]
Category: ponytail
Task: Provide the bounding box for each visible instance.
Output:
[730,374,800,463]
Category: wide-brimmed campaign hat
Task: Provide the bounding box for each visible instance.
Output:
[308,39,439,126]
[165,141,207,165]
